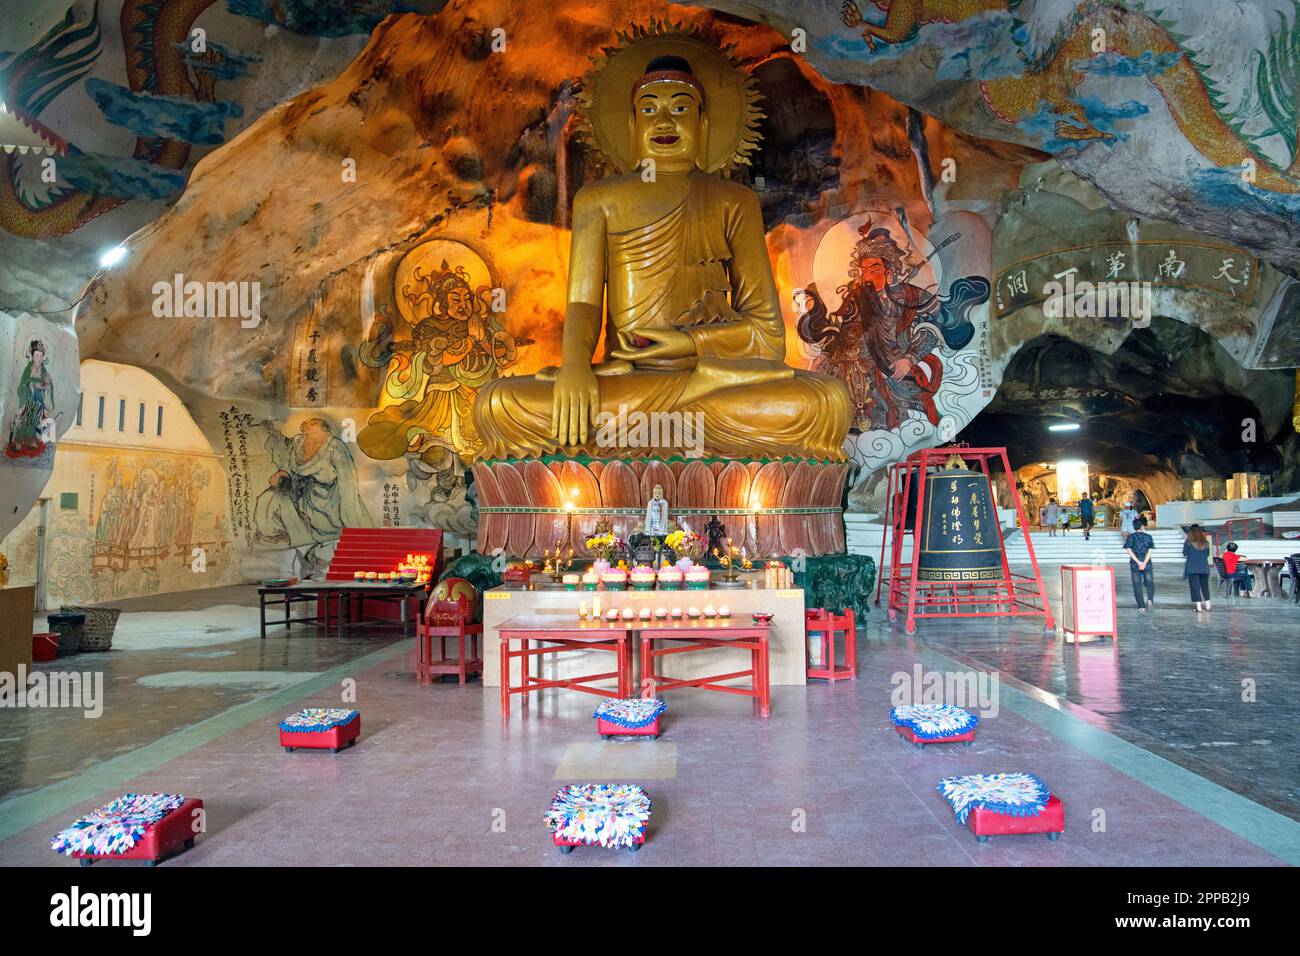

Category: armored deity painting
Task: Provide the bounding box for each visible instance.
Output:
[793,213,991,473]
[359,239,521,480]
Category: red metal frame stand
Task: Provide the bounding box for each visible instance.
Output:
[877,445,1054,635]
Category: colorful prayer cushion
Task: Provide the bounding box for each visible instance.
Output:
[890,704,978,739]
[278,708,359,733]
[937,772,1051,825]
[544,784,652,849]
[593,697,667,729]
[50,793,186,857]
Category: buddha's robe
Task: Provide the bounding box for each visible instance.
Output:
[473,170,850,461]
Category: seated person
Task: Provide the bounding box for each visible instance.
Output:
[1220,542,1254,597]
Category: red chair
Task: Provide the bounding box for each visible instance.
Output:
[805,608,856,682]
[417,600,483,685]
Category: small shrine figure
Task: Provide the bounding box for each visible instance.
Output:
[704,514,727,556]
[645,484,670,536]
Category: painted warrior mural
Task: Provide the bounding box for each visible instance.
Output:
[796,223,986,432]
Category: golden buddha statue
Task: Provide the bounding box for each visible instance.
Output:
[472,28,851,462]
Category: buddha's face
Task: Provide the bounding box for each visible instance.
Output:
[631,85,704,171]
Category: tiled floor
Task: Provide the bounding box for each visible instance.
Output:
[1,580,1297,867]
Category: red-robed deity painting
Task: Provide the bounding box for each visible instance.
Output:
[795,220,987,434]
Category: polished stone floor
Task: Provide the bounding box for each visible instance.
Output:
[0,579,1296,867]
[902,564,1300,822]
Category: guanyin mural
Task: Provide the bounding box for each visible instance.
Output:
[4,338,58,465]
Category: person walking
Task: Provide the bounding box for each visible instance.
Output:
[1044,497,1060,537]
[1125,516,1155,612]
[1120,501,1138,543]
[1183,524,1212,612]
[1078,494,1095,541]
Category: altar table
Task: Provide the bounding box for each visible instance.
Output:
[640,620,771,717]
[497,614,633,719]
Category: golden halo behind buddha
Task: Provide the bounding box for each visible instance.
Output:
[577,20,764,175]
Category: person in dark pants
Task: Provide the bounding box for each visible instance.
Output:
[1183,523,1212,612]
[1079,494,1095,541]
[1124,516,1155,612]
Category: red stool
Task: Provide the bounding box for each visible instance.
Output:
[418,600,483,684]
[969,795,1064,842]
[805,608,856,681]
[69,798,205,866]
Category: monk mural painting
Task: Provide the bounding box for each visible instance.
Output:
[253,418,371,559]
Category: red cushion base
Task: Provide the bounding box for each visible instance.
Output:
[71,798,204,863]
[968,794,1064,838]
[553,830,646,848]
[895,724,975,745]
[597,716,660,737]
[280,716,361,752]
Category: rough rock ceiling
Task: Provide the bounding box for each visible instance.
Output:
[699,0,1300,277]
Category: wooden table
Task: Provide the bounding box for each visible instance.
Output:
[640,620,771,717]
[257,581,427,638]
[497,614,633,719]
[257,584,327,638]
[333,581,427,637]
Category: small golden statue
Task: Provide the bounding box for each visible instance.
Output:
[473,24,850,461]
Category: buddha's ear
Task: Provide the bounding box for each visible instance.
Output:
[697,113,710,171]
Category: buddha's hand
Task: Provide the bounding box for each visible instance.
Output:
[610,328,694,362]
[551,364,600,446]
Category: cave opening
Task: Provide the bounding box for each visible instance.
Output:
[958,320,1295,520]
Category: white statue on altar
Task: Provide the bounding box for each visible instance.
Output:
[645,484,669,536]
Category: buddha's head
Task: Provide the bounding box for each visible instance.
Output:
[652,484,664,501]
[630,55,708,173]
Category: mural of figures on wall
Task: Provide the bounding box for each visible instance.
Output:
[253,417,371,553]
[358,239,522,477]
[793,213,991,476]
[92,459,218,574]
[4,338,58,465]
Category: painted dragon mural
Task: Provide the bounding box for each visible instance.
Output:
[836,0,1300,192]
[0,0,415,239]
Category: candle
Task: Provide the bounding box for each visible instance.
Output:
[579,602,588,619]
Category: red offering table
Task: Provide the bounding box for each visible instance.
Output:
[497,614,633,719]
[641,619,771,718]
[325,527,443,625]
